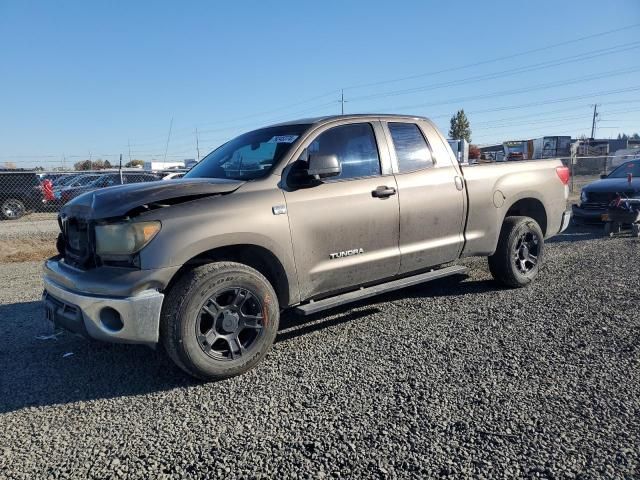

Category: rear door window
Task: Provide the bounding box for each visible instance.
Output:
[388,123,433,173]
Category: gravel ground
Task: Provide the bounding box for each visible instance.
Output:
[0,216,58,241]
[0,225,638,479]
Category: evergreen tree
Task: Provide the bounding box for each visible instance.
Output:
[449,109,472,142]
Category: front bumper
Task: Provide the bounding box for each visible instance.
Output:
[572,204,605,222]
[42,257,178,345]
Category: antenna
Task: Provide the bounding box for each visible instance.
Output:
[590,104,599,138]
[195,127,200,161]
[163,117,173,163]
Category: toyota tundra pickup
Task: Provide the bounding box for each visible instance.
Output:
[42,114,571,379]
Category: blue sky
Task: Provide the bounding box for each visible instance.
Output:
[1,0,639,167]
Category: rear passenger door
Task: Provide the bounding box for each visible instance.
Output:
[383,121,465,273]
[283,121,400,300]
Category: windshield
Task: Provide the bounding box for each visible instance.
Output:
[608,160,640,178]
[185,124,309,180]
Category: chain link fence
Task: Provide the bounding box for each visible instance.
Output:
[1,154,638,263]
[0,168,186,263]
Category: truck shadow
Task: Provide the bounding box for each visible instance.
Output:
[0,274,496,413]
[275,274,497,343]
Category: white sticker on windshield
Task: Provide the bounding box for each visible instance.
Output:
[268,135,298,144]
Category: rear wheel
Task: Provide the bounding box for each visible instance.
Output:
[161,262,279,380]
[1,198,26,220]
[488,216,544,288]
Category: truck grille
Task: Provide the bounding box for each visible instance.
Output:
[586,191,635,204]
[582,190,637,211]
[60,216,95,269]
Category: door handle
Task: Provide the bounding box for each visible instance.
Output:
[372,186,397,198]
[454,176,464,191]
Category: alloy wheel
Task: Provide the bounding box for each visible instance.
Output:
[195,287,265,361]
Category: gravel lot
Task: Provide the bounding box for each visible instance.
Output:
[0,225,638,479]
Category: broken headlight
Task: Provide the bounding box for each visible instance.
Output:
[95,221,161,255]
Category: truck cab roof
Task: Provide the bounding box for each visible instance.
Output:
[268,113,429,128]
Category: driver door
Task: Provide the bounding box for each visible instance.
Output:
[283,121,400,301]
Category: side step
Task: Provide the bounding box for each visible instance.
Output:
[294,265,467,316]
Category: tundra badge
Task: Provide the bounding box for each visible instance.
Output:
[329,248,364,259]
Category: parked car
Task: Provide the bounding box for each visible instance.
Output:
[43,114,571,379]
[161,172,186,180]
[59,172,159,203]
[0,171,46,220]
[572,159,640,223]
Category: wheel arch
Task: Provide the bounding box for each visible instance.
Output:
[165,244,292,308]
[503,197,548,236]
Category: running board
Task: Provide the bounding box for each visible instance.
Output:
[294,265,467,316]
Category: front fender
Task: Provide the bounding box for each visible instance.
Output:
[138,187,300,305]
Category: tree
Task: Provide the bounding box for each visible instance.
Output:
[125,159,145,168]
[449,109,472,142]
[104,160,112,169]
[74,160,93,171]
[74,159,107,170]
[617,133,640,140]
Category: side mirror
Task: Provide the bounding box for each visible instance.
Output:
[307,154,341,179]
[600,173,608,179]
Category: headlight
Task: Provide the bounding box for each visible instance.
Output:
[580,190,588,203]
[95,221,161,255]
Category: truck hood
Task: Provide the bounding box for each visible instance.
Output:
[61,177,245,220]
[583,177,640,194]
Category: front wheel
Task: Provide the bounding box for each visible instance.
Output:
[161,262,280,380]
[488,216,545,288]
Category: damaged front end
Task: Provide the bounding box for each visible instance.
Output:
[44,177,244,345]
[56,177,244,270]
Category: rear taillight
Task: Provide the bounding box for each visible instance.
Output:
[556,166,570,185]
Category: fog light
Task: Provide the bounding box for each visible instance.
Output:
[99,307,123,332]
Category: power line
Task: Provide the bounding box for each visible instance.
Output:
[427,86,640,119]
[348,42,640,103]
[371,67,640,112]
[342,23,640,91]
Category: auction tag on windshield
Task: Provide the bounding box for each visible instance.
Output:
[268,135,298,144]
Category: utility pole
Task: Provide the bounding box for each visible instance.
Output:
[590,104,599,139]
[195,128,200,161]
[127,138,132,163]
[89,151,93,170]
[338,89,350,115]
[163,117,173,163]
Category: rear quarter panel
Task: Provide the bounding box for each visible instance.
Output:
[461,159,566,257]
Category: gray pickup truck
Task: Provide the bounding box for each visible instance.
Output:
[43,114,571,379]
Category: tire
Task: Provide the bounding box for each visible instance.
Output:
[1,198,26,220]
[160,261,279,380]
[488,216,545,288]
[604,222,612,237]
[632,224,640,238]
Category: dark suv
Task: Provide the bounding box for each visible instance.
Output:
[0,170,45,220]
